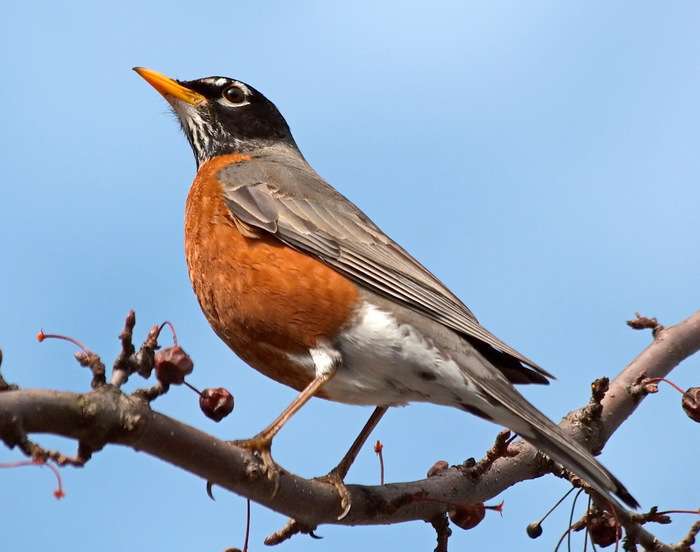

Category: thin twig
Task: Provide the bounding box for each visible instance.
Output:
[429,512,451,552]
[463,429,516,479]
[243,498,251,552]
[584,495,591,552]
[374,440,384,485]
[626,313,664,336]
[567,489,584,552]
[111,312,161,386]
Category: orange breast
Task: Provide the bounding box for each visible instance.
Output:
[184,154,360,392]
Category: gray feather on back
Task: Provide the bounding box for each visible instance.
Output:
[218,145,551,380]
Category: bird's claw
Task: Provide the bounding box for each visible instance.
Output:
[314,469,352,520]
[231,434,281,496]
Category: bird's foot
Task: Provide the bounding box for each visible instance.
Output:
[232,433,281,495]
[313,468,352,520]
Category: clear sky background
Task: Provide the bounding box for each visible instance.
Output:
[2,2,699,551]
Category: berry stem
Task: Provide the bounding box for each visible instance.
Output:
[486,501,504,515]
[534,487,576,527]
[243,498,251,552]
[646,377,686,394]
[0,457,64,499]
[36,330,90,353]
[158,321,179,346]
[607,499,621,552]
[374,440,384,485]
[414,495,504,513]
[567,488,584,552]
[183,380,202,396]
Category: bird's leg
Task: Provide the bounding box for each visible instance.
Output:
[328,406,389,481]
[233,370,335,493]
[316,406,389,520]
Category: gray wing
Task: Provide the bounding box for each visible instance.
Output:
[218,148,551,380]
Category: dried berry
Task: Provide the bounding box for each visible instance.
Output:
[199,387,234,422]
[526,522,543,538]
[449,503,485,530]
[154,346,193,385]
[587,511,621,548]
[426,460,449,478]
[682,387,700,423]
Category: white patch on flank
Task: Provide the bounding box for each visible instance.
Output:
[309,344,340,377]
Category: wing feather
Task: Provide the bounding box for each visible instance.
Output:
[218,150,551,379]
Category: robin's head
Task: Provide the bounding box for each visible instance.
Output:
[134,67,295,166]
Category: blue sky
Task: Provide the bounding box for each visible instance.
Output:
[2,2,699,550]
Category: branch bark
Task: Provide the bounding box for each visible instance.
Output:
[1,310,699,534]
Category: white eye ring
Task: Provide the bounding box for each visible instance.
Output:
[220,84,250,107]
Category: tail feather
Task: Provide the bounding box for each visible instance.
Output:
[464,359,638,509]
[523,419,639,509]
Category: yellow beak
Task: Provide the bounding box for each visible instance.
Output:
[133,67,206,106]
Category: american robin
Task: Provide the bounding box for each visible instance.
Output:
[134,67,638,516]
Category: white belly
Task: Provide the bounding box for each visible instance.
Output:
[291,301,486,408]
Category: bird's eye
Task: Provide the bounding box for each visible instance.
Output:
[222,85,247,106]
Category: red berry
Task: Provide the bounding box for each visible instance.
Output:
[199,387,234,422]
[587,511,621,548]
[154,346,193,385]
[449,503,485,530]
[682,387,700,423]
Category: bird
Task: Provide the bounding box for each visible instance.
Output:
[134,67,638,517]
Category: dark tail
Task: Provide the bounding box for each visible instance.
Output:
[524,419,639,509]
[463,360,638,509]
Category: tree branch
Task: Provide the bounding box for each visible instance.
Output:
[1,310,699,534]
